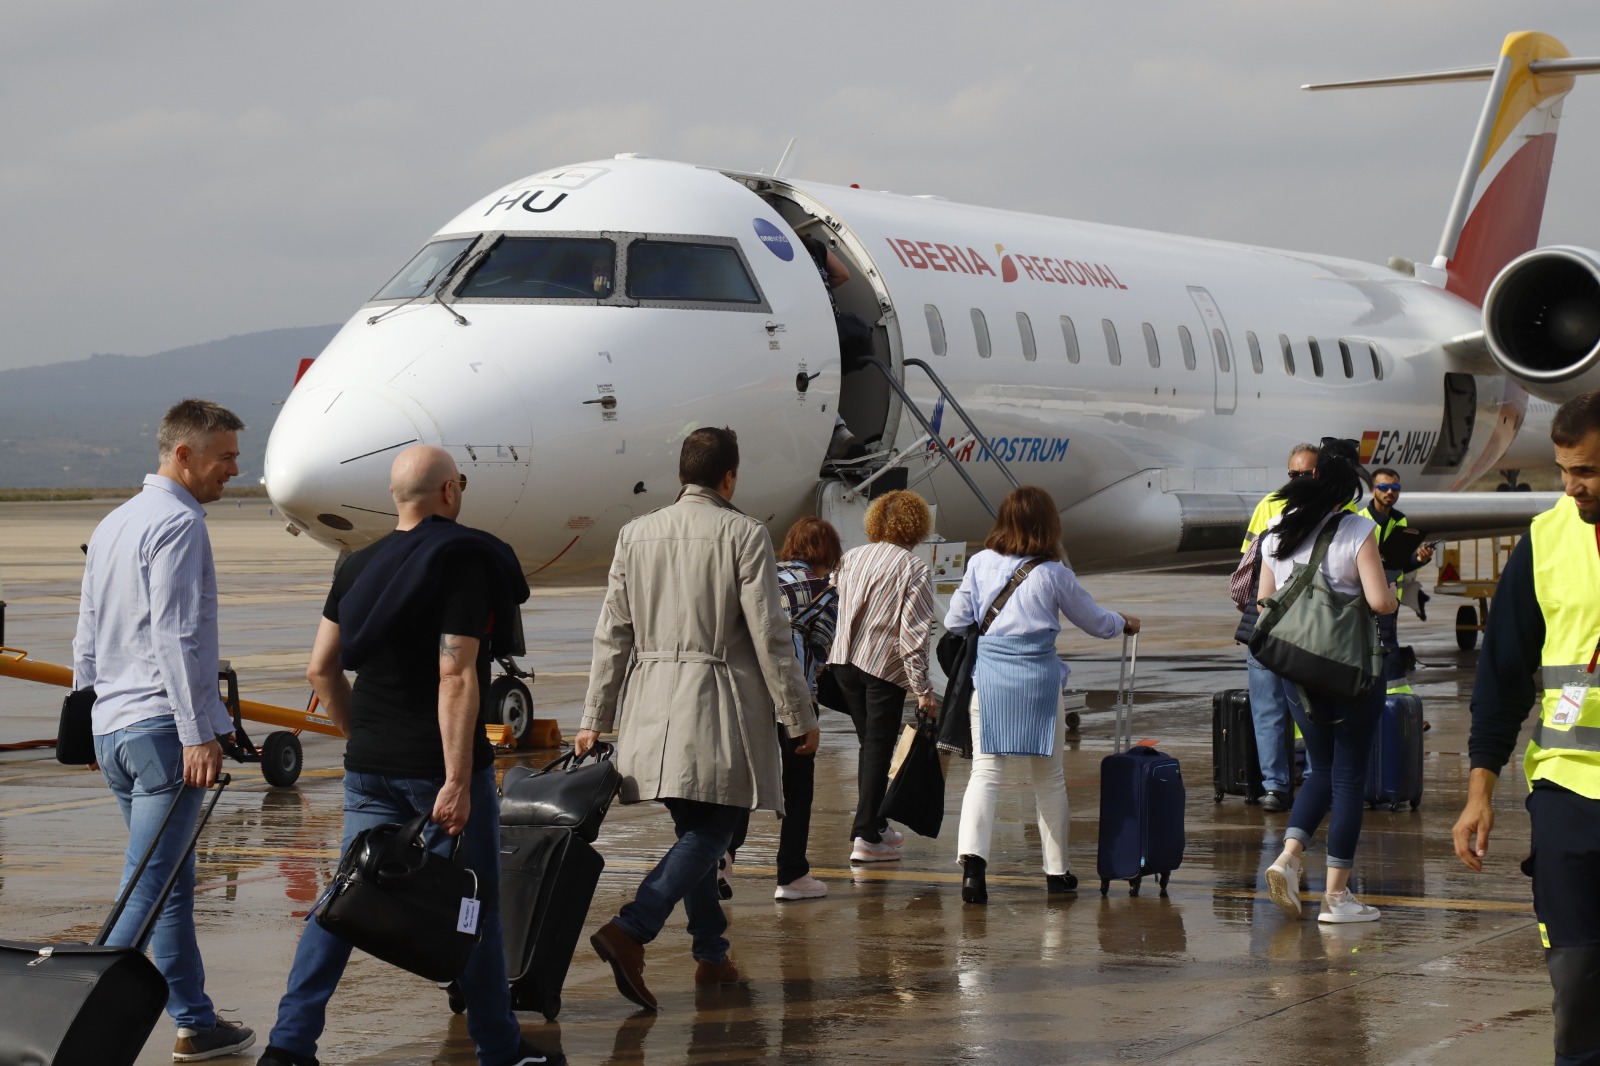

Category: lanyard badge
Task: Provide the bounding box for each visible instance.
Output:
[1552,639,1600,730]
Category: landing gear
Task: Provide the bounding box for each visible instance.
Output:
[488,659,536,750]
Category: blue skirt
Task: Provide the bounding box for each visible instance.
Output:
[973,631,1061,757]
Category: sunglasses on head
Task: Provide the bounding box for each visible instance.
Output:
[1373,482,1400,492]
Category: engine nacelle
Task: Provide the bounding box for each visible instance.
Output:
[1484,246,1600,403]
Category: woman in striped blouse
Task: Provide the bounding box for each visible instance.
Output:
[827,490,939,864]
[945,486,1139,904]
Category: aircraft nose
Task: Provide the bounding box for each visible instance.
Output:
[264,386,425,548]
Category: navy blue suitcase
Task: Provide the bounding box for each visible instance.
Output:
[1097,635,1186,896]
[1365,693,1424,812]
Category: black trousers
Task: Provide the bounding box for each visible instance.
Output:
[833,662,907,843]
[1526,783,1600,1066]
[725,735,817,885]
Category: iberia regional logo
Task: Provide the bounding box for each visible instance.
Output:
[997,243,1018,283]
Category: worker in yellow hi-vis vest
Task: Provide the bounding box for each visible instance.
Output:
[1359,468,1435,696]
[1455,390,1600,1066]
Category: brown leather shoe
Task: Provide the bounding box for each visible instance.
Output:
[694,957,740,985]
[591,921,657,1010]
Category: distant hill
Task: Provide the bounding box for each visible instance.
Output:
[0,326,339,488]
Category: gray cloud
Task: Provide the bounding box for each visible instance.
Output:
[3,0,1599,369]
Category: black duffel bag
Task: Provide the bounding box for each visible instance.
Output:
[315,814,482,983]
[499,743,621,841]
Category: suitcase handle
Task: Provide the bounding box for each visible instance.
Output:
[1114,633,1138,753]
[95,774,231,949]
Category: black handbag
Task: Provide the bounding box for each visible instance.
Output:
[878,711,945,838]
[813,665,848,714]
[499,743,621,842]
[936,558,1047,757]
[0,775,229,1066]
[56,687,96,765]
[315,814,482,983]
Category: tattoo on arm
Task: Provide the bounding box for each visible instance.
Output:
[439,634,462,660]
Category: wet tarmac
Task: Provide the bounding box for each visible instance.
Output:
[0,500,1557,1065]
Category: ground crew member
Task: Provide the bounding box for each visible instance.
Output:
[1236,443,1319,812]
[1454,389,1600,1066]
[1359,467,1435,694]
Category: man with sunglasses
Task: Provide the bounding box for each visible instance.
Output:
[1359,468,1436,695]
[1235,443,1321,812]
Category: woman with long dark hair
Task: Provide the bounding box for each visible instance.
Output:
[1260,438,1397,924]
[944,486,1138,904]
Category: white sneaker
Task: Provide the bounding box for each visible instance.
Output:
[1318,888,1380,924]
[850,836,902,863]
[774,874,829,901]
[1265,851,1303,919]
[879,827,906,848]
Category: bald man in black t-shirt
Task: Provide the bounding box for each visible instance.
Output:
[257,446,555,1066]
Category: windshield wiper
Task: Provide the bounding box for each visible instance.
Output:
[367,242,477,326]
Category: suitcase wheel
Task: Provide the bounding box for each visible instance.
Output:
[1389,801,1402,813]
[1158,871,1171,898]
[1214,791,1223,803]
[1409,798,1421,811]
[1100,879,1110,897]
[443,981,464,1015]
[1128,876,1141,898]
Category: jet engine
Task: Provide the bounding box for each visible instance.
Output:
[1483,246,1600,403]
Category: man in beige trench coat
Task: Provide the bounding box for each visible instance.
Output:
[576,426,818,1011]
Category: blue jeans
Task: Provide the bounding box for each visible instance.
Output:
[614,799,744,963]
[1283,684,1383,867]
[1245,651,1293,795]
[267,768,522,1066]
[95,720,215,1031]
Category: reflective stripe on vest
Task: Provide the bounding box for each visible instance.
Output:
[1527,496,1600,798]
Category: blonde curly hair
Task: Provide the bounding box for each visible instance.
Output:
[864,490,932,548]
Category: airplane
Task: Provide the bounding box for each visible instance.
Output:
[262,30,1600,724]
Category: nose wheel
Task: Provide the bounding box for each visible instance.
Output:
[487,661,535,750]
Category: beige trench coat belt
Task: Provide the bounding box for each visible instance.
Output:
[634,646,727,665]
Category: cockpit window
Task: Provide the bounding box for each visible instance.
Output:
[627,241,761,303]
[455,237,616,300]
[371,237,475,301]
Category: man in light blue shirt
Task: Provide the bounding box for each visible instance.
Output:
[73,398,256,1062]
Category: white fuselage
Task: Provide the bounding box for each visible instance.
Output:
[263,157,1527,578]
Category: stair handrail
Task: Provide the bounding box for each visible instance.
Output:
[851,357,1000,518]
[901,358,1021,492]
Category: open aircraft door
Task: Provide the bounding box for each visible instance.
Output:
[1188,286,1237,415]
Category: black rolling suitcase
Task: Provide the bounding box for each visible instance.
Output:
[1212,689,1265,803]
[1097,635,1186,897]
[1365,693,1424,812]
[0,775,230,1066]
[500,825,604,1020]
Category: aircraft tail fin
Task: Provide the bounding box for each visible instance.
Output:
[1306,32,1600,307]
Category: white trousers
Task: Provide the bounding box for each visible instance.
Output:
[956,692,1071,875]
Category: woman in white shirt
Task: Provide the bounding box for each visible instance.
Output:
[944,486,1139,904]
[1259,438,1397,925]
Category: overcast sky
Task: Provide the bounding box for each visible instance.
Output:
[5,1,1600,371]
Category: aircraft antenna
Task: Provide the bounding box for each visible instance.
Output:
[773,138,798,179]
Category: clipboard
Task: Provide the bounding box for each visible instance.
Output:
[1379,525,1428,568]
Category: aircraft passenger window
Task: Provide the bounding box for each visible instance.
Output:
[456,236,615,300]
[925,305,947,356]
[1142,323,1160,368]
[1279,334,1295,376]
[1308,337,1324,378]
[1179,325,1196,370]
[627,241,761,303]
[1212,328,1231,372]
[1338,340,1355,379]
[1018,312,1037,361]
[1369,342,1384,381]
[372,237,476,301]
[1246,331,1264,374]
[972,309,992,358]
[1060,317,1081,364]
[1103,319,1121,366]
